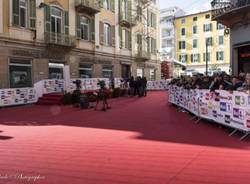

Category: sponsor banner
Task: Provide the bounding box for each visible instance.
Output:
[147,80,169,90]
[0,88,36,107]
[168,85,250,131]
[44,80,65,94]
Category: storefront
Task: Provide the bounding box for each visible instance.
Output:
[237,44,250,73]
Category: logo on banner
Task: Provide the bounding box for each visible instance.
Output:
[220,102,232,112]
[213,110,217,118]
[233,108,245,120]
[225,115,231,124]
[235,96,245,106]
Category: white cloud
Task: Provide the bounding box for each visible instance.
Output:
[186,1,211,14]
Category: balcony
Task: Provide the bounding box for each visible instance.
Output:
[211,0,250,27]
[75,0,101,15]
[119,14,136,28]
[44,32,76,48]
[135,48,151,61]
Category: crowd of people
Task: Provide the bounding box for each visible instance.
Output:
[121,76,147,97]
[169,72,250,91]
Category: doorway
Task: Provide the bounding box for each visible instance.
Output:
[122,64,131,79]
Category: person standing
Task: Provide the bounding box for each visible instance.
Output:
[142,77,147,97]
[129,76,135,96]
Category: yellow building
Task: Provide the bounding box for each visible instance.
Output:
[175,11,230,75]
[0,0,160,89]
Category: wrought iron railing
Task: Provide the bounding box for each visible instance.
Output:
[212,0,250,19]
[136,46,151,60]
[75,0,101,12]
[44,32,76,47]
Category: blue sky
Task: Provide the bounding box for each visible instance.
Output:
[159,0,211,14]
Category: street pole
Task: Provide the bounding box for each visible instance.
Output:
[205,39,208,76]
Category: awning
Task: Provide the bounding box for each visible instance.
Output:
[172,59,186,67]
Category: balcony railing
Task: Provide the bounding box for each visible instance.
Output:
[75,0,101,14]
[44,32,76,48]
[212,0,250,20]
[119,13,137,28]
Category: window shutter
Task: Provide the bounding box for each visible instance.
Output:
[111,25,115,47]
[128,30,132,50]
[13,0,19,26]
[111,0,115,12]
[198,54,200,62]
[29,0,36,29]
[119,26,123,48]
[179,41,181,50]
[179,55,181,62]
[147,9,150,26]
[185,55,188,62]
[153,13,156,29]
[203,53,205,62]
[99,21,104,45]
[210,23,213,31]
[76,14,81,39]
[191,54,193,62]
[203,24,205,32]
[44,5,51,32]
[128,0,132,19]
[90,18,95,42]
[64,11,69,35]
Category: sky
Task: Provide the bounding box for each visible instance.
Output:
[159,0,212,15]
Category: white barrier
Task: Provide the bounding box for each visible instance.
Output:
[147,80,169,90]
[169,85,250,139]
[0,88,36,107]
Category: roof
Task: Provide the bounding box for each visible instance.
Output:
[175,10,212,19]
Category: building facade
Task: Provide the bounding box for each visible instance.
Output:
[160,7,185,78]
[212,0,250,75]
[175,11,230,75]
[0,0,160,89]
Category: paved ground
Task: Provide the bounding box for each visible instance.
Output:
[0,91,250,184]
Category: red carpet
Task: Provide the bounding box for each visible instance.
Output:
[0,91,250,184]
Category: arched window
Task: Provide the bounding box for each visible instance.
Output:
[104,23,111,46]
[80,16,90,40]
[103,0,111,10]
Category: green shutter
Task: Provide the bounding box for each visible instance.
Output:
[147,9,150,26]
[90,18,95,41]
[119,26,123,48]
[128,0,132,21]
[44,5,51,32]
[29,0,36,29]
[99,21,104,45]
[13,0,19,26]
[111,0,115,12]
[128,30,132,50]
[76,14,81,39]
[64,11,69,35]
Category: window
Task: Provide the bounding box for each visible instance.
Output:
[124,29,131,49]
[162,39,172,48]
[13,0,27,27]
[150,69,156,80]
[193,39,198,48]
[51,7,62,33]
[193,17,197,21]
[181,28,185,36]
[203,52,211,62]
[179,41,186,49]
[80,16,89,40]
[204,23,212,32]
[216,51,224,61]
[137,6,142,22]
[191,54,200,63]
[162,28,171,37]
[102,66,113,78]
[217,23,225,30]
[193,25,197,34]
[181,18,186,24]
[206,37,213,46]
[219,35,224,45]
[103,0,111,10]
[49,63,64,79]
[205,14,210,19]
[148,37,156,54]
[179,54,187,63]
[104,23,111,46]
[9,58,32,88]
[79,64,92,78]
[137,68,144,77]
